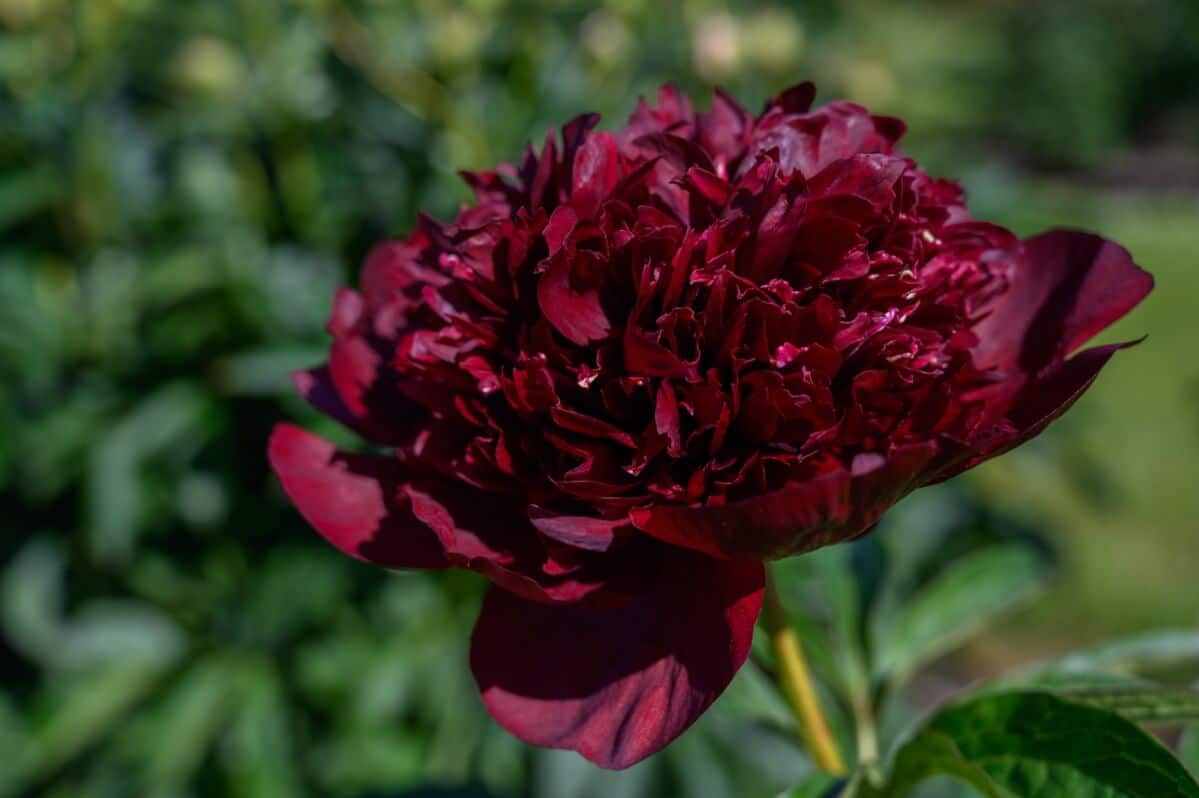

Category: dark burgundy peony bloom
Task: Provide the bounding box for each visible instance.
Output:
[268,82,1152,769]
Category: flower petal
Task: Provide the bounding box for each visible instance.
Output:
[974,229,1153,376]
[527,506,630,552]
[980,340,1137,467]
[291,367,361,432]
[765,81,817,114]
[328,333,383,421]
[630,442,937,560]
[536,254,611,346]
[313,288,423,446]
[1004,341,1135,435]
[929,340,1140,486]
[470,550,764,769]
[388,466,625,604]
[571,131,621,218]
[267,423,447,569]
[270,424,624,602]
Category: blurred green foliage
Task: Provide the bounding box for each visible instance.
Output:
[2,0,1196,795]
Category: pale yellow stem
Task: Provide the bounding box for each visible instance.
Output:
[763,570,848,776]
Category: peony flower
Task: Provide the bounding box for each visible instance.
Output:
[268,82,1152,769]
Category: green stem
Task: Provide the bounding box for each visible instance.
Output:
[852,686,880,767]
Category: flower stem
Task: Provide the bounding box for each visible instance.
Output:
[763,568,847,776]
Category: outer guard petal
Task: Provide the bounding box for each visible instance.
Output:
[470,550,764,769]
[974,229,1153,376]
[1003,341,1135,436]
[270,424,642,604]
[934,340,1139,483]
[267,423,447,569]
[985,341,1137,465]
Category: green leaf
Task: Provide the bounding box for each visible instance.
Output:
[668,727,736,798]
[717,657,800,732]
[312,726,432,796]
[17,387,120,501]
[212,347,327,396]
[987,668,1155,695]
[862,730,1002,798]
[238,547,351,646]
[57,600,184,670]
[0,166,61,232]
[0,258,67,378]
[475,721,529,798]
[1179,725,1199,778]
[1053,686,1199,723]
[0,695,27,796]
[0,539,65,666]
[11,663,168,795]
[1048,631,1199,684]
[704,712,812,794]
[86,382,213,564]
[532,748,657,798]
[223,658,302,798]
[872,545,1051,681]
[127,656,238,792]
[777,772,845,797]
[867,691,1199,797]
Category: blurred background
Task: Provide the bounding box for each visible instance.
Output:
[1,0,1196,795]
